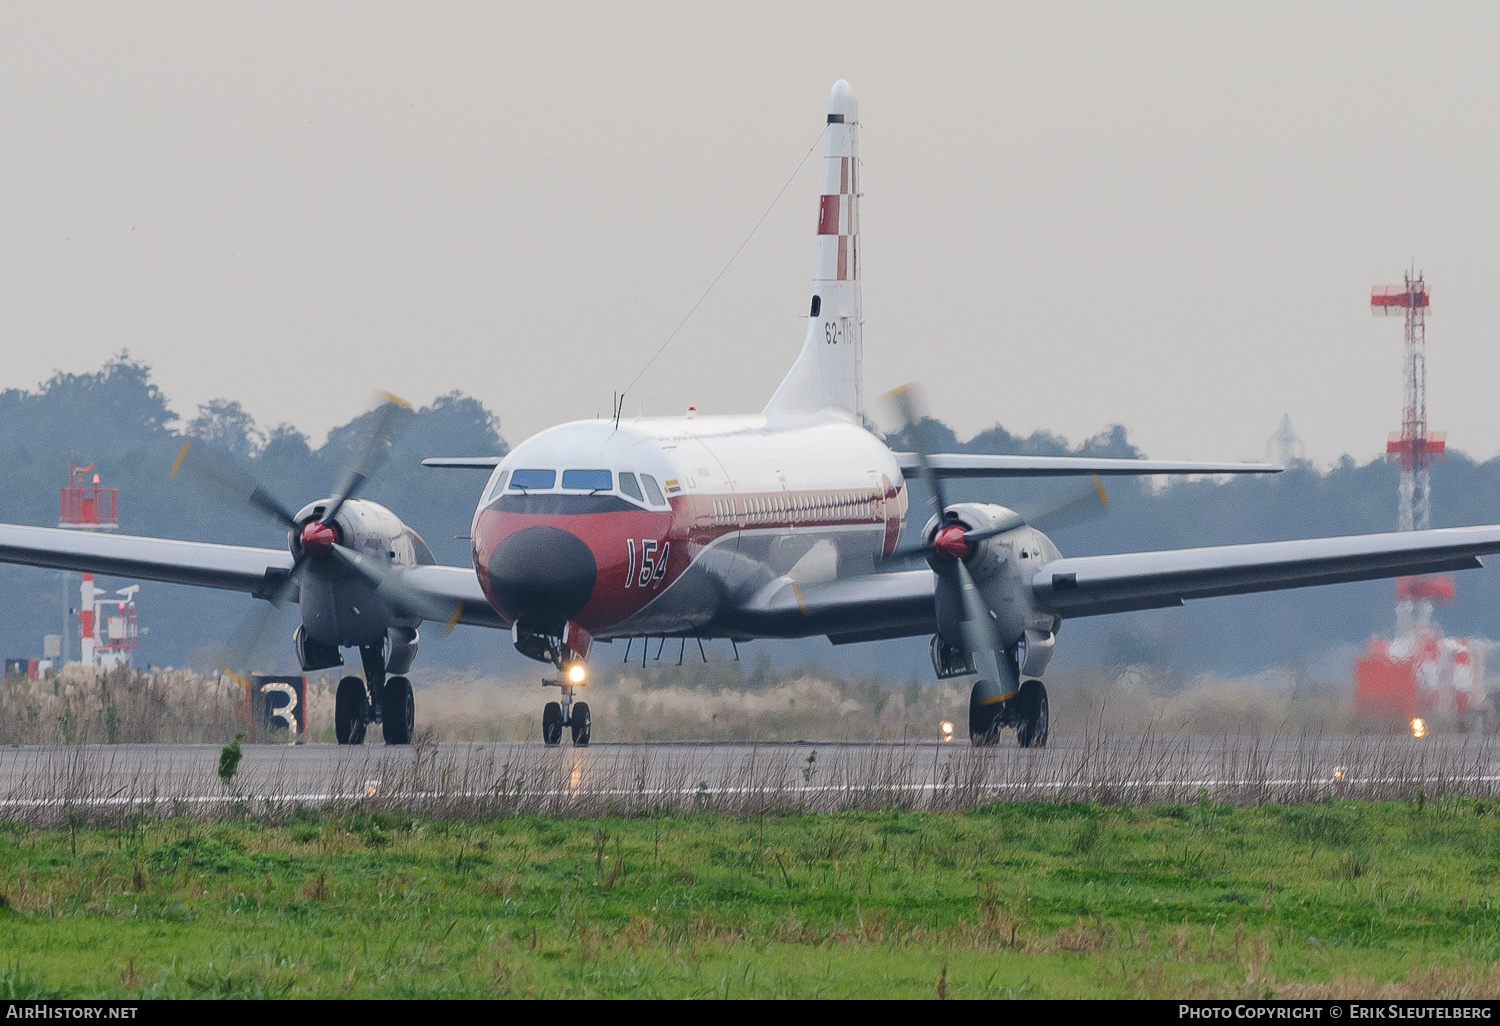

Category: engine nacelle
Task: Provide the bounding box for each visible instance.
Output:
[288,498,436,667]
[923,502,1061,672]
[1015,628,1056,678]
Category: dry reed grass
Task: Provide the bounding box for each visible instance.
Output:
[0,659,1460,746]
[0,664,246,745]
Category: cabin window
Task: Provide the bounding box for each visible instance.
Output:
[562,469,612,491]
[618,472,644,502]
[509,469,555,491]
[810,295,821,317]
[640,474,666,506]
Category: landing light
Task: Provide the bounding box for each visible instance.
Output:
[940,720,954,742]
[1410,717,1428,739]
[567,663,587,684]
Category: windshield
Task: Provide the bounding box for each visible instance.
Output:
[618,472,644,502]
[509,469,555,491]
[482,470,510,504]
[561,469,612,491]
[640,474,666,505]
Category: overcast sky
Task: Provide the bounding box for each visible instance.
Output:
[2,3,1498,466]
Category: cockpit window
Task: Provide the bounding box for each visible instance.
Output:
[482,470,510,504]
[618,472,644,502]
[561,469,612,491]
[509,469,555,491]
[640,474,666,506]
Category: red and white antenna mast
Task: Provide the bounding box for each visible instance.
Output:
[1371,270,1447,636]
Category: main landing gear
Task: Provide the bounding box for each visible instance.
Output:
[542,678,591,747]
[968,678,1049,749]
[334,643,416,746]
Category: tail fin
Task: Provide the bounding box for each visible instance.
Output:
[764,80,862,418]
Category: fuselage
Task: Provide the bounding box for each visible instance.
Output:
[470,410,908,644]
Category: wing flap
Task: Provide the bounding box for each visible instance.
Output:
[1033,526,1500,618]
[895,453,1281,479]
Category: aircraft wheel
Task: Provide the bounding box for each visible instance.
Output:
[570,702,591,747]
[382,676,415,745]
[968,680,1004,747]
[542,702,564,746]
[335,676,368,746]
[1015,679,1049,749]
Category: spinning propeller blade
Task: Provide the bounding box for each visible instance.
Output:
[955,558,1005,689]
[329,543,462,632]
[884,385,950,519]
[169,441,299,529]
[171,390,428,673]
[880,382,1102,699]
[220,553,309,675]
[321,392,414,525]
[880,384,1110,563]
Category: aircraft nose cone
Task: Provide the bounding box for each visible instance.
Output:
[487,525,597,625]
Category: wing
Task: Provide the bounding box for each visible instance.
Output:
[1032,525,1500,618]
[0,523,295,597]
[713,569,936,644]
[392,565,507,628]
[0,523,506,628]
[895,453,1281,479]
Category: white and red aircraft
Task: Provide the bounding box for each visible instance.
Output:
[4,80,1500,747]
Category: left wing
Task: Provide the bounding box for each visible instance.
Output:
[1032,525,1500,618]
[895,453,1281,479]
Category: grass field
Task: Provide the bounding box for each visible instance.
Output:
[5,797,1500,998]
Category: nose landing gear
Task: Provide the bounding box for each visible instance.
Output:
[542,678,591,746]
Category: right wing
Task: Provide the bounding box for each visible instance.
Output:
[1032,525,1500,618]
[0,523,295,598]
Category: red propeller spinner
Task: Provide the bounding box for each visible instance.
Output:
[931,522,971,561]
[300,520,337,558]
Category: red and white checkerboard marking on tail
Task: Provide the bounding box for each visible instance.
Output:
[765,80,863,417]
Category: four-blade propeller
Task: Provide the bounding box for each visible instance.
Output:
[170,392,456,671]
[883,384,1110,705]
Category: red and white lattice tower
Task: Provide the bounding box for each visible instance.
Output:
[1354,273,1486,728]
[57,463,135,669]
[1372,272,1448,636]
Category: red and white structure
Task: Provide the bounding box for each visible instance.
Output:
[1355,273,1487,725]
[58,463,138,670]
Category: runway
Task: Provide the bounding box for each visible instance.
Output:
[2,734,1497,823]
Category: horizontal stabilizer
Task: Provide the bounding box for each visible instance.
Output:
[894,453,1282,479]
[422,457,503,469]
